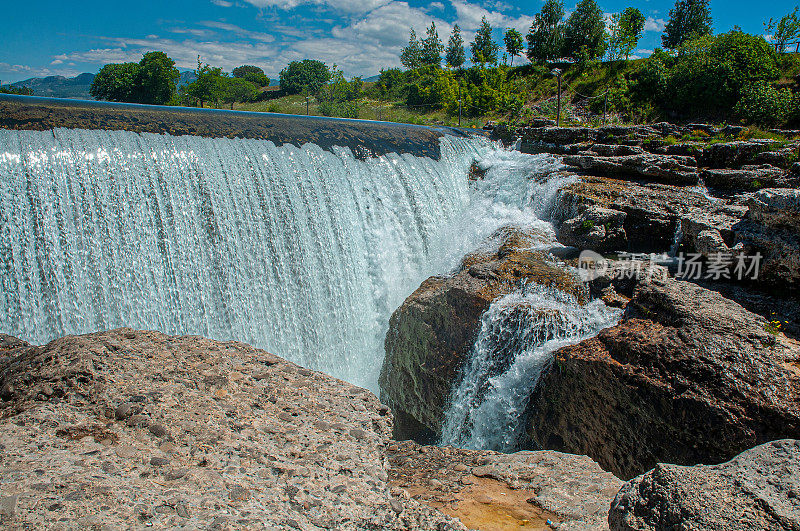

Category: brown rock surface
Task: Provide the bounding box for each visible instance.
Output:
[563,151,698,186]
[0,329,468,530]
[553,175,716,252]
[526,278,800,480]
[609,439,800,531]
[389,440,623,530]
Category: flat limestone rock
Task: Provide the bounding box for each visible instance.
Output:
[0,329,465,530]
[609,439,800,531]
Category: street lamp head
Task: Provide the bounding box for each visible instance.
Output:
[551,68,562,77]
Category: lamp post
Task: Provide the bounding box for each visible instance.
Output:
[458,81,462,127]
[551,68,562,127]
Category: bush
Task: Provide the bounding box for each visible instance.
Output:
[629,31,779,120]
[318,100,359,118]
[733,82,794,126]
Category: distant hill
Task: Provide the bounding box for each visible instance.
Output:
[1,70,199,100]
[2,73,95,99]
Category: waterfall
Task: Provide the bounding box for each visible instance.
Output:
[434,149,622,451]
[0,127,489,390]
[440,285,622,451]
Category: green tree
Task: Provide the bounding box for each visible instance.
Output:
[471,16,499,66]
[318,66,362,118]
[232,65,269,86]
[563,0,608,62]
[90,52,179,105]
[607,7,646,60]
[420,22,444,66]
[185,60,228,107]
[503,29,524,66]
[526,0,565,64]
[136,51,179,105]
[90,62,140,102]
[445,25,466,68]
[279,59,331,95]
[662,0,712,49]
[222,77,259,109]
[765,7,800,52]
[401,29,423,69]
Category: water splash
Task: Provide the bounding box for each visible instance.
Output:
[440,283,622,452]
[0,127,490,390]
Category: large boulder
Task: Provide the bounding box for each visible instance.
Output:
[701,164,797,191]
[697,140,793,169]
[0,329,466,530]
[379,227,586,441]
[748,188,800,234]
[727,188,800,291]
[609,439,800,530]
[526,278,800,479]
[553,176,716,252]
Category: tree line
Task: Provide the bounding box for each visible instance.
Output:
[89,54,339,109]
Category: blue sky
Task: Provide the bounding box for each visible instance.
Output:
[1,0,797,83]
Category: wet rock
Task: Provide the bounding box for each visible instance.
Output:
[609,439,800,530]
[379,227,586,440]
[526,278,800,479]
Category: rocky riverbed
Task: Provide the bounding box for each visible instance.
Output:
[378,123,800,528]
[0,328,634,530]
[4,122,800,530]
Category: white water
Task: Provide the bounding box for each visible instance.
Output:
[440,286,622,451]
[434,151,623,452]
[0,127,494,390]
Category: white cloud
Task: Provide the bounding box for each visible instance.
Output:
[199,21,275,41]
[644,17,665,32]
[241,0,392,14]
[333,2,451,47]
[41,0,534,81]
[211,0,234,6]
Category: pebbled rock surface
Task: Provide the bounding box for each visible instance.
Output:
[0,328,466,530]
[556,205,627,253]
[390,440,623,531]
[552,175,717,252]
[608,439,800,531]
[379,226,586,441]
[526,278,800,480]
[563,151,698,186]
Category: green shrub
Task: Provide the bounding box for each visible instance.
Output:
[629,31,779,120]
[733,81,793,126]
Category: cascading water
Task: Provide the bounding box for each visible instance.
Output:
[0,127,490,391]
[434,150,623,452]
[440,286,621,451]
